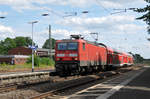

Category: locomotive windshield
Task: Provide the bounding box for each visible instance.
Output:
[68,42,78,50]
[57,42,78,50]
[57,43,67,50]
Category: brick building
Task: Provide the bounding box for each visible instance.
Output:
[8,46,55,57]
[8,46,32,55]
[0,55,29,64]
[0,46,55,65]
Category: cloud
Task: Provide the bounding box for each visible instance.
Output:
[0,0,41,11]
[0,0,145,11]
[38,0,145,8]
[0,24,15,40]
[0,12,8,16]
[30,29,91,47]
[57,15,142,34]
[0,25,14,33]
[116,24,145,34]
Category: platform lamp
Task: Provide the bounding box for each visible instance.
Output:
[0,16,6,19]
[28,21,38,72]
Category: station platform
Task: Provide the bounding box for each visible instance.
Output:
[0,70,53,85]
[107,66,150,99]
[0,70,53,76]
[68,66,150,99]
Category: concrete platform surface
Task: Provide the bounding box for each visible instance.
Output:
[108,66,150,99]
[66,66,150,99]
[0,69,53,76]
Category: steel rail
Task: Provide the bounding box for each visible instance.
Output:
[30,66,139,99]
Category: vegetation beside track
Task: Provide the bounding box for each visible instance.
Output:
[0,55,55,72]
[0,63,54,72]
[26,55,55,67]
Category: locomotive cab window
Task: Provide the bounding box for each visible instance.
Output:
[68,42,78,50]
[57,42,78,50]
[57,43,67,50]
[83,43,85,51]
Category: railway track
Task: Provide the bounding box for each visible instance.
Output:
[0,79,51,94]
[0,85,17,93]
[0,66,141,99]
[30,66,140,99]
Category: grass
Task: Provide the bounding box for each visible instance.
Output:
[0,56,55,72]
[0,63,54,72]
[134,61,150,67]
[141,61,150,66]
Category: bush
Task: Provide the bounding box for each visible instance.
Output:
[27,55,54,66]
[0,62,7,67]
[27,55,40,67]
[40,57,55,66]
[49,58,55,66]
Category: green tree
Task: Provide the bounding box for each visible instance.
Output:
[0,38,16,54]
[133,54,144,63]
[0,36,35,55]
[42,38,56,49]
[14,37,33,47]
[134,0,150,34]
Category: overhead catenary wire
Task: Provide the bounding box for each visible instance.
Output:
[95,0,111,14]
[111,8,137,15]
[41,7,65,18]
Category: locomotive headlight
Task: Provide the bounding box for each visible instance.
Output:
[74,58,78,60]
[57,54,65,57]
[69,54,78,57]
[57,58,60,60]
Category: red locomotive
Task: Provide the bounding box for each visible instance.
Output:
[54,35,133,76]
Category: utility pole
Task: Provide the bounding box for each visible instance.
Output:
[49,25,52,59]
[42,11,89,59]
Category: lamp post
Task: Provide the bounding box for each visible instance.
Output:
[63,11,89,17]
[28,21,38,72]
[0,16,6,19]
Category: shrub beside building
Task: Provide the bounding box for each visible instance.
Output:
[0,46,55,65]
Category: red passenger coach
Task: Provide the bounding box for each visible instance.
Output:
[107,48,133,67]
[54,35,133,76]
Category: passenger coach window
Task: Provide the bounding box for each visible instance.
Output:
[83,43,85,50]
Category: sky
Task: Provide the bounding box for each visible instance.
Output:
[0,0,150,58]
